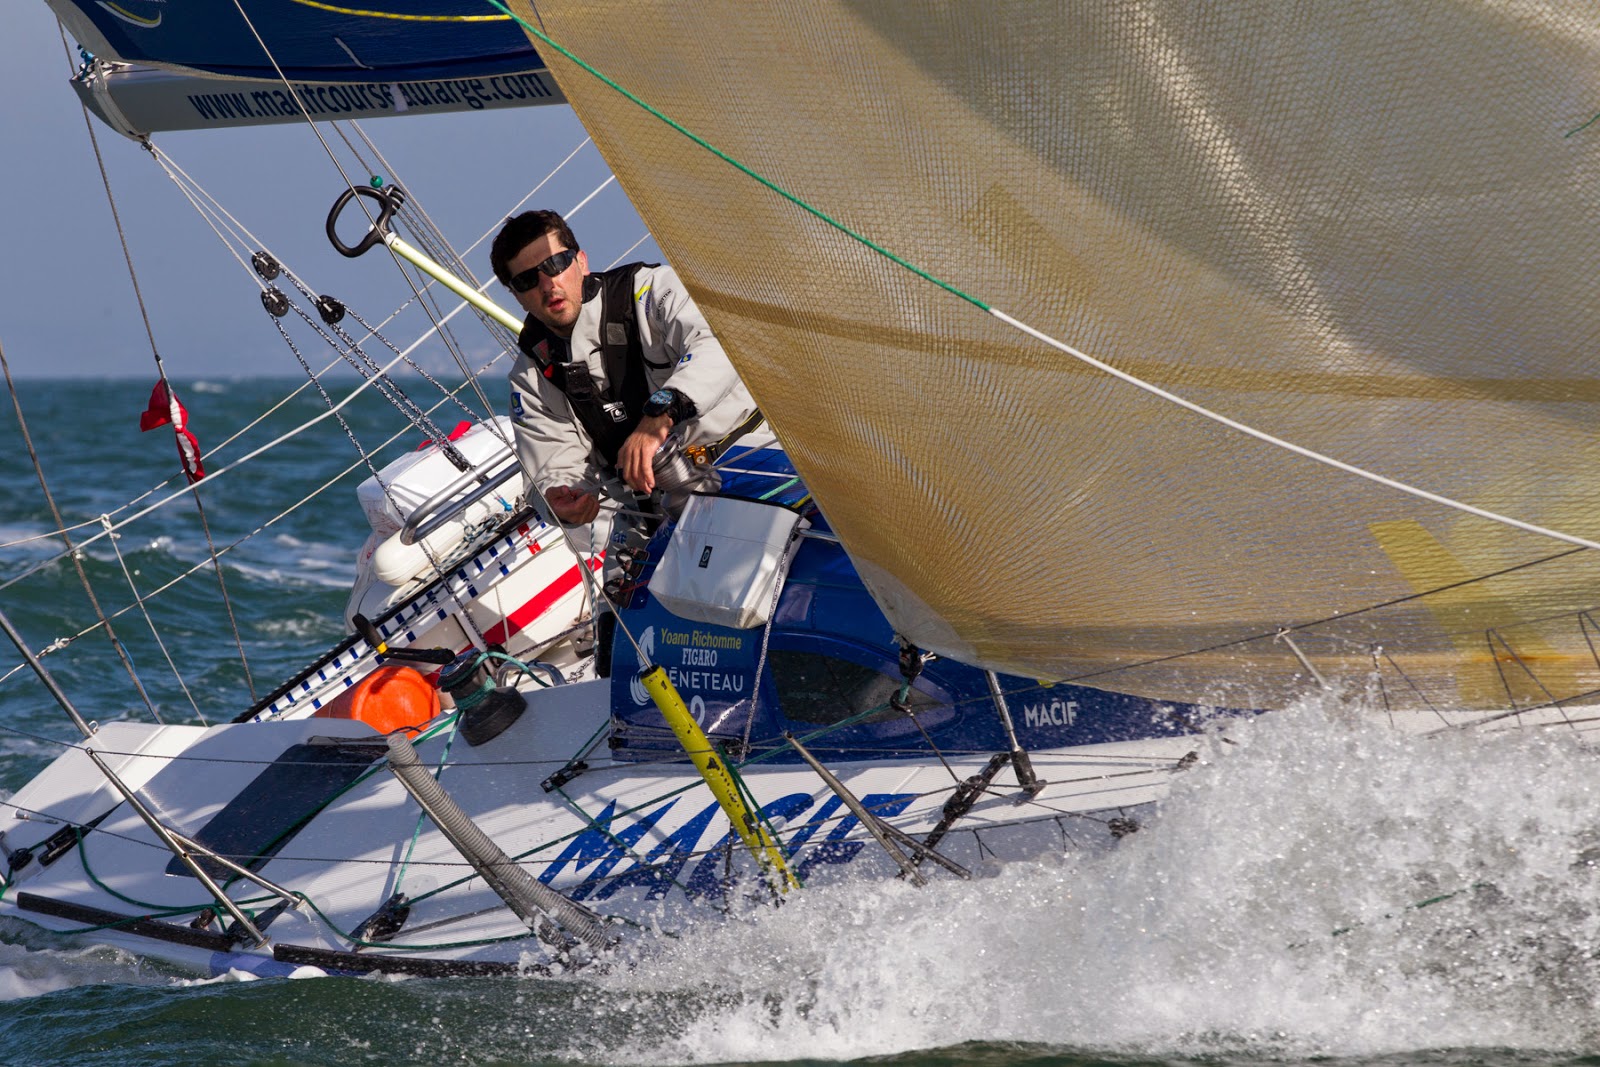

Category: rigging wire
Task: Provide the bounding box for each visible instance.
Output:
[0,517,107,551]
[0,374,506,671]
[99,515,206,725]
[64,77,258,708]
[145,140,562,653]
[258,289,501,649]
[145,10,634,671]
[336,117,524,433]
[329,120,497,386]
[0,336,162,722]
[148,143,488,444]
[138,46,639,667]
[5,98,593,609]
[224,0,517,469]
[0,291,496,591]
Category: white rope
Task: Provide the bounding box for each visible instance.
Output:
[604,232,654,270]
[479,136,595,251]
[565,174,617,218]
[987,306,1600,554]
[0,516,105,549]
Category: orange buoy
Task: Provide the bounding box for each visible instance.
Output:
[313,665,441,734]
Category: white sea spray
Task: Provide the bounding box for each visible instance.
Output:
[590,695,1600,1062]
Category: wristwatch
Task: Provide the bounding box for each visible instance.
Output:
[643,387,681,419]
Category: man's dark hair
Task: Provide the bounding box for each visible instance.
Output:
[490,210,580,285]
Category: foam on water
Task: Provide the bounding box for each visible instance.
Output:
[227,558,353,590]
[579,695,1600,1063]
[0,937,169,1002]
[0,524,66,557]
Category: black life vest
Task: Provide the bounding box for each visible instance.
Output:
[516,263,672,467]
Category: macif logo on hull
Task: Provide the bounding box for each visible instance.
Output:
[538,790,918,901]
[1023,698,1077,728]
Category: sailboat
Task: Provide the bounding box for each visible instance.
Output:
[3,0,1598,977]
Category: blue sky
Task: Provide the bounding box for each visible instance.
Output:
[0,2,654,380]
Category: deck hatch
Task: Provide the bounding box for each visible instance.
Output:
[166,738,384,880]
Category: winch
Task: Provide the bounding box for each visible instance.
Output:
[437,650,527,746]
[650,433,720,518]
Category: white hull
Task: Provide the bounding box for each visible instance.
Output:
[0,676,1199,977]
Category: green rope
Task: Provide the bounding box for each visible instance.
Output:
[292,891,537,953]
[1324,882,1491,940]
[1566,111,1600,138]
[393,713,464,893]
[390,697,912,909]
[485,650,552,688]
[41,693,912,953]
[386,698,897,910]
[211,715,466,897]
[481,0,989,311]
[719,742,805,880]
[551,784,698,902]
[75,827,274,916]
[756,477,800,502]
[71,803,538,953]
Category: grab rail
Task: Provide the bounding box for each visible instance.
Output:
[399,450,523,546]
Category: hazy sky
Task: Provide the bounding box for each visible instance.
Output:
[0,3,656,381]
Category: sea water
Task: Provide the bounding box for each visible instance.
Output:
[0,378,1596,1067]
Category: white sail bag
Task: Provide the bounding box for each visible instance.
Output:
[649,495,809,629]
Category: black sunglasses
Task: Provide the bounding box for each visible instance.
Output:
[506,248,580,292]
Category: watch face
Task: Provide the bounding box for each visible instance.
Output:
[645,388,675,415]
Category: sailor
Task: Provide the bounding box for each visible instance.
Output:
[491,210,761,532]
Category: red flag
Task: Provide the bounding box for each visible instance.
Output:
[138,381,206,484]
[414,420,474,450]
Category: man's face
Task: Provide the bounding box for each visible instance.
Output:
[506,232,588,336]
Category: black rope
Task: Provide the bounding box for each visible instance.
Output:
[226,0,509,457]
[60,28,257,706]
[1048,547,1593,693]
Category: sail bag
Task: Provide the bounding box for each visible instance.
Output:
[650,495,808,629]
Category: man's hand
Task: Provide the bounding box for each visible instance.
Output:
[618,414,674,493]
[545,484,601,525]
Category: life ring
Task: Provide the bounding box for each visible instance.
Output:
[313,665,440,734]
[371,476,525,586]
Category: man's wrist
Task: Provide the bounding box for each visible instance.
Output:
[643,387,697,423]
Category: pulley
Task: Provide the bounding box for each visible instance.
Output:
[260,287,290,317]
[315,295,346,325]
[250,250,281,281]
[651,433,719,518]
